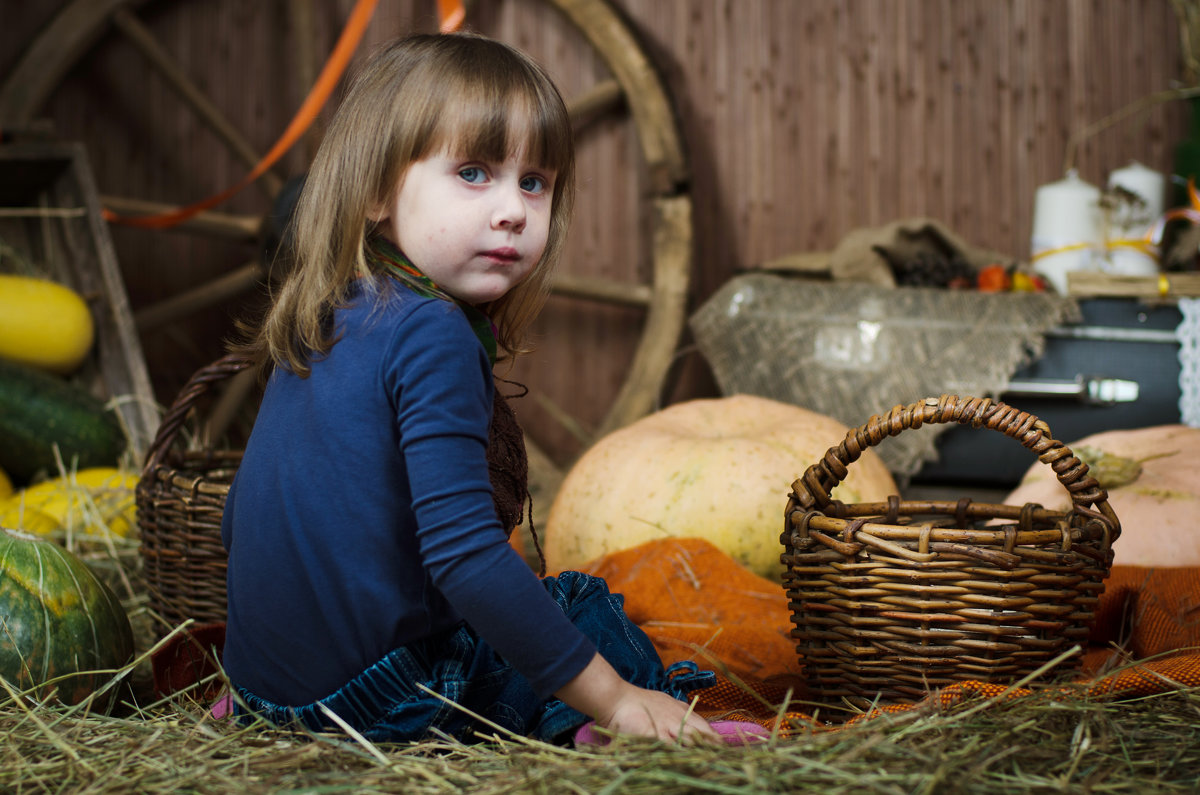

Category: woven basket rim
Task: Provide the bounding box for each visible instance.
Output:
[791,394,1121,547]
[785,496,1112,547]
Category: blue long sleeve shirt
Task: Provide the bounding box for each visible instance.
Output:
[221,283,596,706]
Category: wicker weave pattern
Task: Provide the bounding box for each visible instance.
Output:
[137,355,249,633]
[781,395,1120,708]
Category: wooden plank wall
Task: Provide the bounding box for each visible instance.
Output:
[0,0,1189,468]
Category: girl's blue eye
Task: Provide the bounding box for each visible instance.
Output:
[459,166,486,184]
[520,174,548,194]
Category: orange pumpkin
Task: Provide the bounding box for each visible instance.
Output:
[1004,425,1200,567]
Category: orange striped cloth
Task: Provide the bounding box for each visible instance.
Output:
[572,538,1200,734]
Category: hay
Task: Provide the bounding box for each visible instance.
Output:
[4,516,1200,793]
[3,669,1199,793]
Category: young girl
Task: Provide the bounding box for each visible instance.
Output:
[220,32,722,746]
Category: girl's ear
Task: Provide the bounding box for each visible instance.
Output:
[366,201,390,223]
[368,171,405,223]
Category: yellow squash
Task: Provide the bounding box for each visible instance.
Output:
[0,504,63,534]
[1,467,139,538]
[0,274,95,374]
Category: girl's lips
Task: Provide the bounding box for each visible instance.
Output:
[482,247,520,262]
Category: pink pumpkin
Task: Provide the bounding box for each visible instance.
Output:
[1003,425,1200,567]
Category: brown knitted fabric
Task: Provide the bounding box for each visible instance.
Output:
[487,383,529,537]
[488,382,547,575]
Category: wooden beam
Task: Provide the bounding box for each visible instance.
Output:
[1067,271,1200,299]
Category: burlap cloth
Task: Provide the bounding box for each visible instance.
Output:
[568,537,1200,734]
[689,274,1080,477]
[819,216,1012,286]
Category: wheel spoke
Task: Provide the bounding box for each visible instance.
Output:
[101,195,259,239]
[289,0,322,161]
[566,78,623,131]
[0,0,145,125]
[549,274,652,308]
[200,365,259,450]
[134,261,262,331]
[533,393,594,447]
[111,7,283,198]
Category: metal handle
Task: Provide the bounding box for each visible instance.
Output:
[1004,375,1139,405]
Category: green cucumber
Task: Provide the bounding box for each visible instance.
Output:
[0,358,125,484]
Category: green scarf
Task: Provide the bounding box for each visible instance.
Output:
[366,234,498,366]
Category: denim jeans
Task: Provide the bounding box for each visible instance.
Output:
[234,571,715,744]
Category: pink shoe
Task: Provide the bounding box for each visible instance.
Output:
[573,719,769,747]
[573,720,607,746]
[210,692,234,721]
[710,720,770,744]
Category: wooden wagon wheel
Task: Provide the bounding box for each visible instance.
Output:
[0,0,693,503]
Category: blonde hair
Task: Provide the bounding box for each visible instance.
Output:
[240,33,575,376]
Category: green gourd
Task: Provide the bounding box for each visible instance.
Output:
[0,357,125,484]
[0,526,134,705]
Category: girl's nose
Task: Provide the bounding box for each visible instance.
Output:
[493,184,527,232]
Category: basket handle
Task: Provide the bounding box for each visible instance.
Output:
[141,353,254,477]
[791,394,1120,538]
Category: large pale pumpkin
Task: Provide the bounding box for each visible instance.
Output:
[1003,425,1200,567]
[0,526,135,705]
[545,395,897,578]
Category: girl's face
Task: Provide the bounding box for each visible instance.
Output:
[374,146,556,305]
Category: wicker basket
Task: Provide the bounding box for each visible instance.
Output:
[782,394,1120,709]
[137,354,251,634]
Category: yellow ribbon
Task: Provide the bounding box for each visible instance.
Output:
[1031,237,1159,263]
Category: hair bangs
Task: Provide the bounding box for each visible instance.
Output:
[424,67,573,175]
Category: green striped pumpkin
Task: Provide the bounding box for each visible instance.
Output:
[0,526,134,705]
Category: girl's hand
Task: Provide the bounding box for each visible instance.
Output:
[596,684,719,745]
[555,653,720,744]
